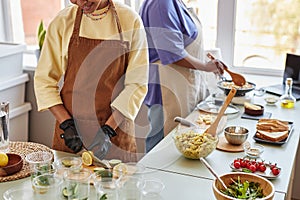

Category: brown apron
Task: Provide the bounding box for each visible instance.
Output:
[52,2,137,162]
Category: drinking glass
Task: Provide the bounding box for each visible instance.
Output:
[25,151,54,181]
[32,173,63,199]
[53,156,82,178]
[117,175,145,200]
[0,102,9,153]
[93,169,120,200]
[63,168,91,200]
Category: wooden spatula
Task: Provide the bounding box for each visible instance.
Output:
[205,88,237,137]
[207,53,246,87]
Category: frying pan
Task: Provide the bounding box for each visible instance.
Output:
[217,80,256,96]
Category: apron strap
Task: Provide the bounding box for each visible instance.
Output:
[109,0,124,42]
[72,7,83,44]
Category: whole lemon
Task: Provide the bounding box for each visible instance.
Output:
[0,152,9,167]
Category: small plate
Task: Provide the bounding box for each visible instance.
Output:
[253,125,294,145]
[230,163,280,179]
[197,101,239,115]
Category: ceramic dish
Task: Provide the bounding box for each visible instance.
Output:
[264,97,279,105]
[253,125,294,145]
[197,101,239,115]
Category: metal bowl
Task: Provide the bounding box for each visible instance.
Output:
[224,126,249,145]
[217,80,256,96]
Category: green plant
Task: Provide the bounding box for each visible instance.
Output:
[37,20,46,50]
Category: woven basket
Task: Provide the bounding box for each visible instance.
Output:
[0,141,53,182]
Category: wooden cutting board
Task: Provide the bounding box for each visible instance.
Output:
[217,136,245,152]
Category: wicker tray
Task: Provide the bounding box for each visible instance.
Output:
[0,141,53,182]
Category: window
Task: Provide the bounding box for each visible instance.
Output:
[0,0,142,47]
[187,0,300,76]
[20,0,64,46]
[235,0,300,71]
[185,0,218,50]
[1,0,299,75]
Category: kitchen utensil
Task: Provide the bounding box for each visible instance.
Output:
[207,53,246,86]
[205,88,237,137]
[200,157,227,190]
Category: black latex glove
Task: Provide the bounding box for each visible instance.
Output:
[88,125,117,159]
[59,119,83,153]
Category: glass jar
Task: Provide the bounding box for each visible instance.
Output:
[280,78,296,108]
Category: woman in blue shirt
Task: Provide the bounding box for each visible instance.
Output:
[140,0,223,152]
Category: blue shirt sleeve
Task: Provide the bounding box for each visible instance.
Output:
[140,0,197,65]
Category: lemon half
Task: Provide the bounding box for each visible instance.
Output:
[81,151,93,166]
[0,152,8,167]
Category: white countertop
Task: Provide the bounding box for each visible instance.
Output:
[139,92,300,199]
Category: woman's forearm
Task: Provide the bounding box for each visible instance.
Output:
[49,104,72,123]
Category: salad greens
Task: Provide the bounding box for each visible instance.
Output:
[221,176,265,199]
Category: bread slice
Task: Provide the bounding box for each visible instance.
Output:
[256,130,288,142]
[244,102,262,110]
[256,119,289,132]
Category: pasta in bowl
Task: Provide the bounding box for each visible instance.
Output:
[173,127,218,159]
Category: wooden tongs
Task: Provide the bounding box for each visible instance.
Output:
[207,53,246,87]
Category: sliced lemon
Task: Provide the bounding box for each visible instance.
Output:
[0,152,8,167]
[113,163,128,177]
[108,159,122,167]
[81,151,93,166]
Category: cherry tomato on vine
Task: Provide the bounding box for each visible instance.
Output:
[233,161,241,169]
[258,164,267,172]
[249,164,257,173]
[272,167,281,175]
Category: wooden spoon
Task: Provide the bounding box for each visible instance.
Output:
[205,88,237,137]
[207,53,246,86]
[200,157,227,190]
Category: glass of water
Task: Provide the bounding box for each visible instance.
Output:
[0,102,9,153]
[63,168,91,200]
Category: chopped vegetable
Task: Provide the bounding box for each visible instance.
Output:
[221,176,265,199]
[62,159,73,168]
[99,194,108,200]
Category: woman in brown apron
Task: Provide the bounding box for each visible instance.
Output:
[34,0,149,162]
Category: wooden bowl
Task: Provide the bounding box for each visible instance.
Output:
[0,153,23,177]
[213,172,274,200]
[244,104,264,116]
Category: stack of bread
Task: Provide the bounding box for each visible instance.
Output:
[256,119,289,142]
